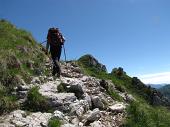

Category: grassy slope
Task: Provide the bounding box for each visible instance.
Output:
[78,56,170,127]
[0,20,47,114]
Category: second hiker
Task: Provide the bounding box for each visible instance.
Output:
[46,27,65,77]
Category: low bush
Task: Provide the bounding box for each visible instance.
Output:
[48,117,61,127]
[23,86,49,112]
[0,93,18,115]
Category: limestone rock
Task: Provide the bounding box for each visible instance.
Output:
[84,108,101,125]
[90,121,104,127]
[109,103,126,113]
[68,84,84,99]
[91,96,105,109]
[53,110,65,120]
[84,93,92,109]
[0,123,15,127]
[31,77,41,84]
[125,94,135,102]
[61,124,77,127]
[4,110,52,127]
[69,100,89,117]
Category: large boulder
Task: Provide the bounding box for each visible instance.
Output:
[4,110,52,127]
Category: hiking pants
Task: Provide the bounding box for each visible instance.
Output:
[50,45,62,76]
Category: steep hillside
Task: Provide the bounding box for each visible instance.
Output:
[0,20,48,114]
[158,84,170,100]
[78,55,170,127]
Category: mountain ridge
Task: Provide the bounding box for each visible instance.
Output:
[158,84,170,100]
[1,20,170,127]
[147,84,167,89]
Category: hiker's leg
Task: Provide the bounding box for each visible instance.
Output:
[52,60,57,76]
[56,45,62,61]
[50,48,57,76]
[55,46,62,77]
[50,46,62,77]
[55,59,61,77]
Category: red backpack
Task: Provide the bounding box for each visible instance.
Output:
[47,28,65,45]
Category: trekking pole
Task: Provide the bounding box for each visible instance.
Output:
[63,44,67,62]
[40,40,47,45]
[63,44,68,71]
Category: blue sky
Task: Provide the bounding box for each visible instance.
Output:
[1,0,170,84]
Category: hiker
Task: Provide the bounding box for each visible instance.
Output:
[46,27,65,77]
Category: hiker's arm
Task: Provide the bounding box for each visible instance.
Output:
[59,33,65,45]
[46,31,50,51]
[46,42,49,52]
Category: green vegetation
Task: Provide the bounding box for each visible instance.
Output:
[23,86,49,112]
[0,90,18,115]
[78,55,170,127]
[57,83,67,93]
[0,20,47,84]
[48,117,61,127]
[124,101,170,127]
[108,89,123,102]
[0,20,48,114]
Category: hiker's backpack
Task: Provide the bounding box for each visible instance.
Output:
[47,28,65,46]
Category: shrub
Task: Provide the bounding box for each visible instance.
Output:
[24,86,49,112]
[57,83,67,93]
[48,117,61,127]
[125,102,150,127]
[0,94,18,115]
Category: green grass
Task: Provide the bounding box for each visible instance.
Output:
[57,83,67,93]
[0,88,19,115]
[0,20,48,114]
[48,118,61,127]
[108,89,124,102]
[124,101,170,127]
[0,19,47,83]
[23,86,50,112]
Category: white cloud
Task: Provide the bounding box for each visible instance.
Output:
[138,72,170,84]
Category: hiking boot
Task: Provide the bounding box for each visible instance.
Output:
[52,70,56,76]
[56,72,61,78]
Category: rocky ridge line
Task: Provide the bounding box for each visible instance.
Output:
[0,60,134,127]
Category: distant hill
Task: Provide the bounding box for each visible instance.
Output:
[158,84,170,100]
[148,84,166,89]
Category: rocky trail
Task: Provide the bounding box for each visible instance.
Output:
[0,60,134,127]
